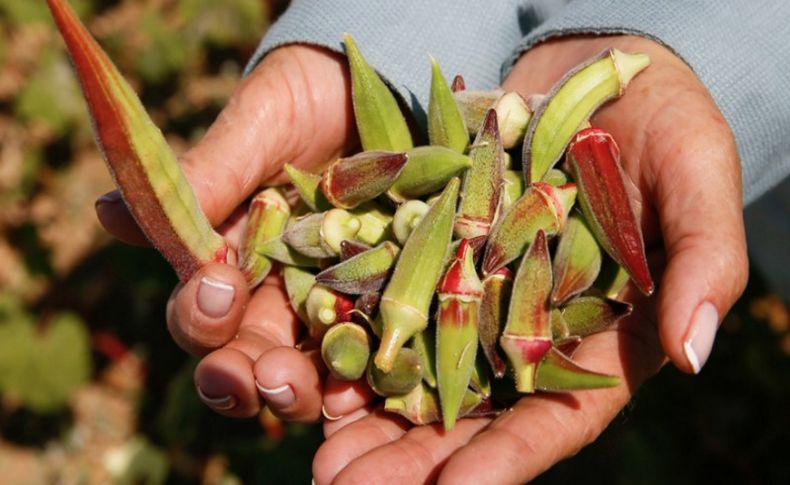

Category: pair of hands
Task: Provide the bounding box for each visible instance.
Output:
[96,35,747,484]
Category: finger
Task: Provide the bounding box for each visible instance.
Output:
[334,417,492,485]
[95,190,151,246]
[167,262,250,356]
[253,346,324,422]
[194,278,307,418]
[97,45,354,243]
[439,320,665,484]
[312,410,410,485]
[322,376,377,420]
[323,405,373,439]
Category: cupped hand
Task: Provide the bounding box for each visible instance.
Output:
[311,35,748,484]
[95,45,375,421]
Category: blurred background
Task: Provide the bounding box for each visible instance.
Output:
[0,1,787,483]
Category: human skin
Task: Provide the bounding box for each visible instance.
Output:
[96,36,748,483]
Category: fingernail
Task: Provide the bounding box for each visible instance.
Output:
[256,382,296,408]
[196,385,237,411]
[321,405,344,421]
[683,301,719,374]
[95,190,122,208]
[197,276,235,318]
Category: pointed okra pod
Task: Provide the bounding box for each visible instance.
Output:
[479,267,512,378]
[238,188,290,287]
[321,151,408,209]
[523,48,650,183]
[410,328,437,388]
[344,33,413,152]
[567,128,654,295]
[47,0,227,281]
[256,235,319,268]
[551,211,603,305]
[315,241,400,294]
[436,240,484,430]
[283,265,316,323]
[482,182,576,275]
[387,146,472,202]
[321,322,371,381]
[535,347,619,391]
[305,285,355,339]
[367,347,424,396]
[428,57,468,153]
[552,296,632,341]
[284,163,331,212]
[392,200,430,245]
[375,178,460,372]
[455,109,505,239]
[500,230,553,393]
[384,382,483,425]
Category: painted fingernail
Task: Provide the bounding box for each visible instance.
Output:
[197,276,235,318]
[196,385,237,411]
[321,405,344,421]
[256,382,296,408]
[683,301,719,374]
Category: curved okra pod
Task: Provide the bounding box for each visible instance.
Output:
[567,128,654,295]
[535,347,619,391]
[344,34,413,152]
[388,146,472,202]
[455,110,505,239]
[284,163,331,212]
[321,322,371,381]
[321,151,408,209]
[479,267,512,378]
[500,230,553,393]
[367,348,424,396]
[428,57,468,153]
[436,240,484,430]
[238,188,290,287]
[523,49,650,183]
[47,0,227,281]
[551,211,603,305]
[482,182,576,275]
[315,241,400,294]
[375,178,460,372]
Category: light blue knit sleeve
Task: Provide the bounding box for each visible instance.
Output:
[245,0,526,127]
[506,0,790,204]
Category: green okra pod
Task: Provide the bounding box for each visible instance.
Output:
[392,200,430,245]
[321,322,371,381]
[238,188,290,287]
[502,170,525,210]
[551,211,603,305]
[284,163,331,212]
[283,265,316,323]
[388,146,472,202]
[478,267,512,378]
[553,296,632,341]
[410,328,437,388]
[367,348,424,396]
[339,239,372,261]
[523,49,650,183]
[536,347,619,392]
[305,285,355,339]
[315,241,400,294]
[344,33,413,152]
[375,178,460,372]
[384,382,483,426]
[428,57,468,153]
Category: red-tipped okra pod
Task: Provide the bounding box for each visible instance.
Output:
[321,151,408,209]
[567,128,654,295]
[500,230,553,393]
[551,211,603,304]
[375,178,460,372]
[238,188,290,287]
[47,0,227,281]
[455,109,505,239]
[478,267,512,378]
[436,240,484,430]
[482,182,576,275]
[315,241,400,294]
